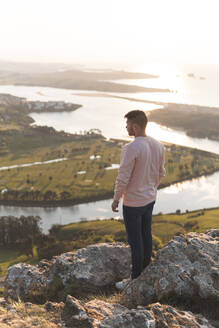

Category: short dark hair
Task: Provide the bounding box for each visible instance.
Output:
[124,110,148,129]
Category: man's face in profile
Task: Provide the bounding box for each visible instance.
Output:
[126,119,135,136]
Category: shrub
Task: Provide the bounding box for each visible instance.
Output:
[37,242,72,260]
[184,220,199,231]
[153,235,163,250]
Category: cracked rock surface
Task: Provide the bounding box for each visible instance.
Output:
[4,242,131,302]
[120,229,219,309]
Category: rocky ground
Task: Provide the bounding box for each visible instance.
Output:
[0,296,217,328]
[0,229,218,327]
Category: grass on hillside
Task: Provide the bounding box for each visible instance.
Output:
[0,301,63,328]
[54,206,219,246]
[152,207,219,243]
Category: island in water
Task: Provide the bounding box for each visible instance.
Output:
[148,102,219,141]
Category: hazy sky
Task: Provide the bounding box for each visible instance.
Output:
[1,0,219,67]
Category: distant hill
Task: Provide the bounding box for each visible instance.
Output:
[0,69,170,93]
[0,60,81,74]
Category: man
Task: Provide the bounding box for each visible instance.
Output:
[111,110,165,290]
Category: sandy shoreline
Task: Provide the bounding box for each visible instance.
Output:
[72,92,166,106]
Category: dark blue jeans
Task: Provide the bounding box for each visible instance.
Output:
[123,201,155,280]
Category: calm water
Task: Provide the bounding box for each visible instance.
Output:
[0,67,219,232]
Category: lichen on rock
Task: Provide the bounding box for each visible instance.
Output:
[4,242,131,302]
[120,229,219,313]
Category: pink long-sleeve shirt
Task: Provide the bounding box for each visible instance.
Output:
[113,136,165,207]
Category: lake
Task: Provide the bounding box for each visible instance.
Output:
[0,75,219,233]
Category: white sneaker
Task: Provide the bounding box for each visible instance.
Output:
[115,278,131,291]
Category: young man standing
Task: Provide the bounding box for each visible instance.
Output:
[111,110,165,289]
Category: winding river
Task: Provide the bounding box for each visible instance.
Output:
[0,84,219,233]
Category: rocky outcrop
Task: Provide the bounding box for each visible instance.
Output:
[61,295,215,328]
[4,242,131,302]
[120,229,219,311]
[3,229,219,325]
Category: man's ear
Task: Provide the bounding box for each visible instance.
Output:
[133,123,138,132]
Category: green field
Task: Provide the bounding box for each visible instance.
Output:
[1,129,219,204]
[0,133,123,202]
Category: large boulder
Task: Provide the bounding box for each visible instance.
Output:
[4,242,131,302]
[3,261,53,303]
[120,229,219,311]
[61,295,215,328]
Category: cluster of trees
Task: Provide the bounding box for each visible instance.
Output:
[0,215,72,259]
[184,220,199,231]
[176,153,216,179]
[0,215,42,256]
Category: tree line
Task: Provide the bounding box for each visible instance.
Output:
[0,189,72,201]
